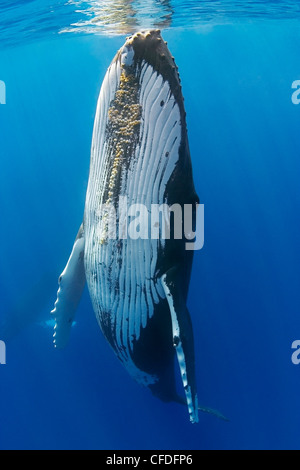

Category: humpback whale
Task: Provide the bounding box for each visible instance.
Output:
[52,30,200,423]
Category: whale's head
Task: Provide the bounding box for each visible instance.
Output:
[113,30,184,111]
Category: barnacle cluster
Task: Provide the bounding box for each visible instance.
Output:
[99,64,142,244]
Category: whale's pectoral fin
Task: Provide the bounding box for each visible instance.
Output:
[161,267,199,424]
[51,224,85,349]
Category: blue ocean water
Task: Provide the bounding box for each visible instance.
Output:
[1,1,300,450]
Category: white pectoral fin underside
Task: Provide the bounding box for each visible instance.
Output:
[161,269,199,424]
[51,225,86,348]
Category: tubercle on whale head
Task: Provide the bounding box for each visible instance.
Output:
[123,30,176,73]
[116,29,184,117]
[125,29,162,43]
